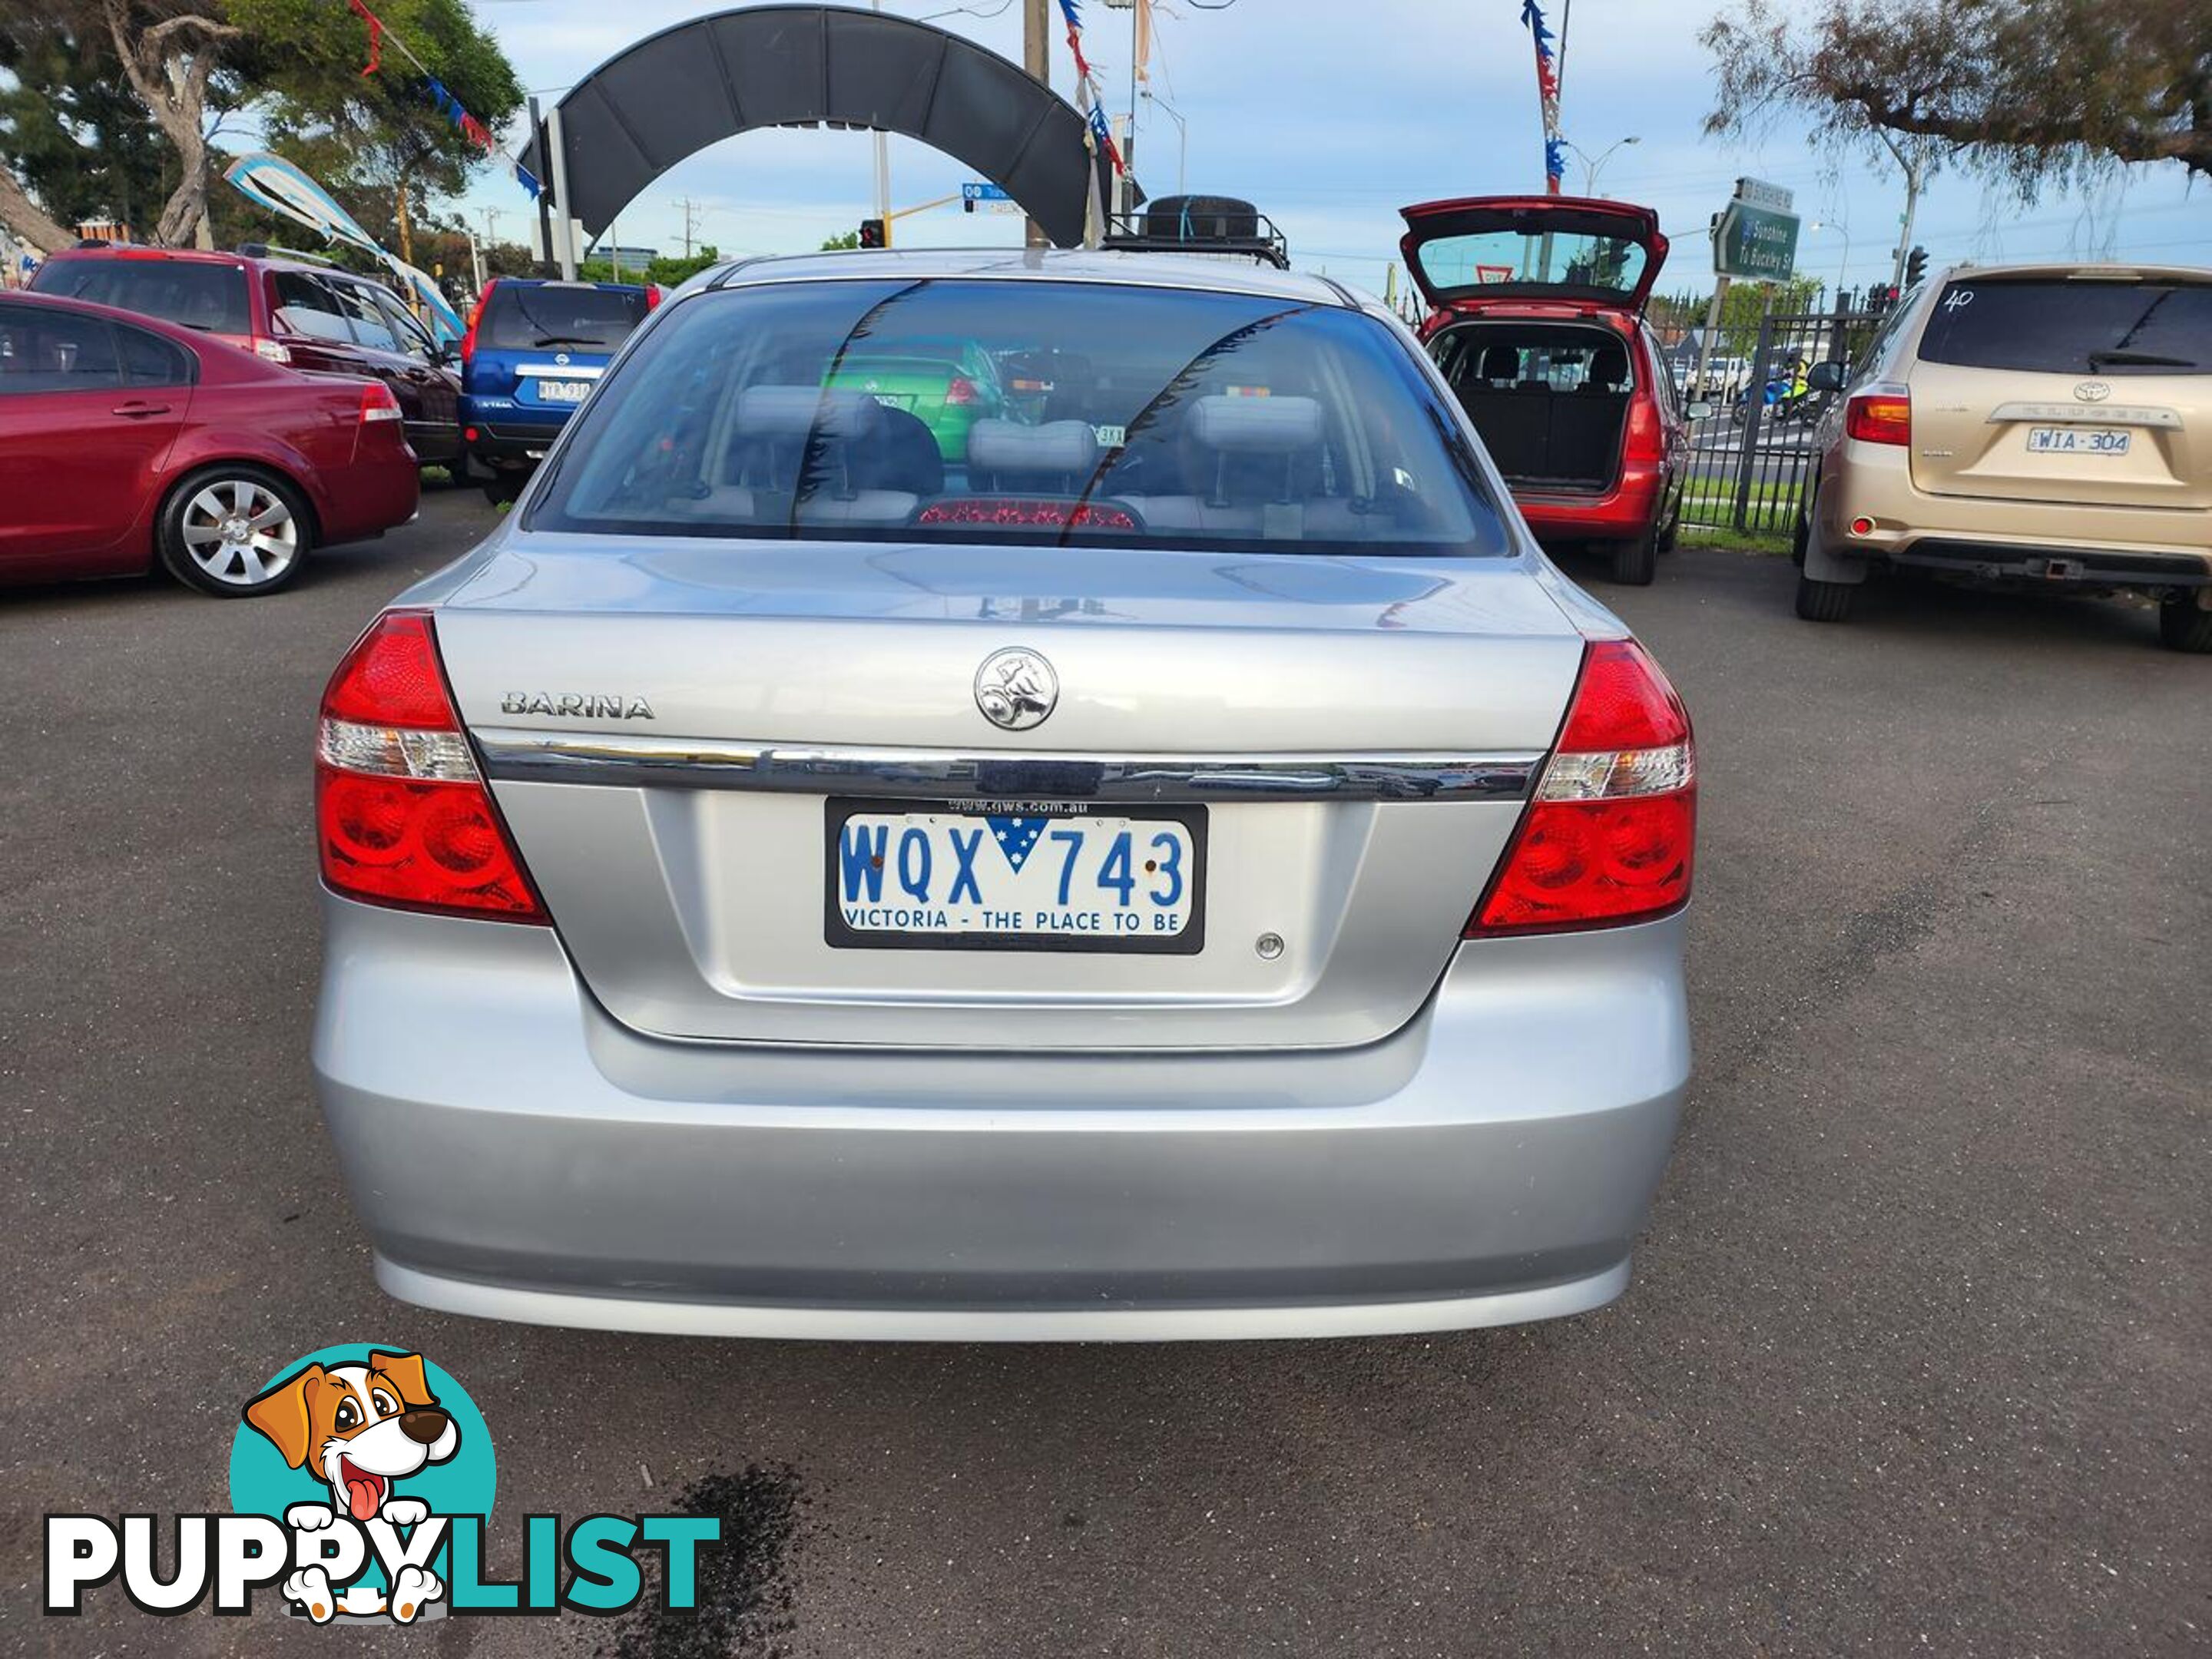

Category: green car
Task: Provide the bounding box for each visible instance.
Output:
[823,336,1005,462]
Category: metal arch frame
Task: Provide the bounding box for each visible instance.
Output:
[539,5,1114,250]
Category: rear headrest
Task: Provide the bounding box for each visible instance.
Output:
[967,418,1100,478]
[1479,345,1520,382]
[1587,341,1629,389]
[734,386,882,440]
[1186,394,1324,455]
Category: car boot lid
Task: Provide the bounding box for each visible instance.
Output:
[1399,195,1667,314]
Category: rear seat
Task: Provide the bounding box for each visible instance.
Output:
[671,386,938,525]
[1134,395,1331,538]
[967,419,1101,494]
[1452,346,1549,480]
[1545,340,1631,488]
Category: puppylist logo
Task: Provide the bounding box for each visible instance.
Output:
[45,1343,720,1624]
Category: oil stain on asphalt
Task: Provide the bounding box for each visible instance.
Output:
[601,1465,803,1659]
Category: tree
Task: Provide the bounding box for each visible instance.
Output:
[0,15,171,242]
[232,0,522,267]
[101,0,245,247]
[1704,0,2212,197]
[578,244,722,288]
[820,229,859,251]
[0,0,522,255]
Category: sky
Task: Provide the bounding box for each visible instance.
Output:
[442,0,2209,300]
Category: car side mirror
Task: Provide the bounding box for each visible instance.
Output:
[1805,361,1846,393]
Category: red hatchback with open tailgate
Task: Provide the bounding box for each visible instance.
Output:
[1401,195,1697,585]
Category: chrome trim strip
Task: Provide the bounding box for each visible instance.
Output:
[514,363,606,380]
[472,728,1541,803]
[1985,401,2181,428]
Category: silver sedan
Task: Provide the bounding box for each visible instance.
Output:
[310,250,1695,1340]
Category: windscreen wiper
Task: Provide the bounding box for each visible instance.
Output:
[533,334,601,347]
[2087,349,2197,369]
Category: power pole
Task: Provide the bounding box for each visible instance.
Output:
[1879,131,1935,294]
[872,0,892,243]
[1023,0,1050,248]
[672,197,703,259]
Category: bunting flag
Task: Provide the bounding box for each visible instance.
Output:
[347,0,382,75]
[419,73,538,194]
[346,0,541,199]
[1519,0,1565,195]
[1055,0,1126,176]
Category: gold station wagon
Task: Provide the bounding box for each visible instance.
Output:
[1793,262,2212,652]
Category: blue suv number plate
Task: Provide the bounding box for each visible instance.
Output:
[825,800,1206,954]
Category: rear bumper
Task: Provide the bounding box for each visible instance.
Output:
[1514,460,1664,541]
[459,405,569,465]
[313,897,1690,1341]
[1889,540,2212,588]
[1817,442,2212,589]
[316,453,421,546]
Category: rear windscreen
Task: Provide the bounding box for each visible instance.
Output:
[481,285,647,351]
[30,259,250,336]
[1412,230,1648,303]
[1916,279,2212,376]
[528,277,1510,557]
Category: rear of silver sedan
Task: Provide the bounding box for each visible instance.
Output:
[310,255,1694,1339]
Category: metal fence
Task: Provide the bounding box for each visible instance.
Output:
[1679,304,1884,535]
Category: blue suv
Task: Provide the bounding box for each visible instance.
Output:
[459,277,654,502]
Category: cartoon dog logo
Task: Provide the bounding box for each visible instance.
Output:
[241,1350,457,1623]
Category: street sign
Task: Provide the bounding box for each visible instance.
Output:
[1714,197,1800,282]
[962,182,1012,204]
[1733,176,1794,214]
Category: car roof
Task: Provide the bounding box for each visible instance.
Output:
[492,277,652,294]
[41,244,247,267]
[700,247,1356,307]
[38,243,382,281]
[1929,260,2212,284]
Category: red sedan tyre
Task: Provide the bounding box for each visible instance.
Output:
[159,465,314,597]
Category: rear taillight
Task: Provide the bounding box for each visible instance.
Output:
[1467,639,1694,935]
[1845,388,1911,446]
[644,284,663,310]
[460,279,495,363]
[944,376,980,406]
[1623,396,1663,462]
[316,611,546,922]
[359,383,402,423]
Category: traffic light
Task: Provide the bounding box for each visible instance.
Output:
[1904,245,1929,288]
[858,217,886,249]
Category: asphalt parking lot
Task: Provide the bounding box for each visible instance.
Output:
[4,487,2206,1657]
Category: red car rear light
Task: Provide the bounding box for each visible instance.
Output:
[1623,395,1664,462]
[943,376,981,406]
[1466,639,1694,935]
[1845,389,1911,446]
[912,498,1137,530]
[316,611,546,922]
[359,383,403,423]
[460,279,495,363]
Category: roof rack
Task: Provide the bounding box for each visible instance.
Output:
[237,243,342,267]
[1103,195,1290,270]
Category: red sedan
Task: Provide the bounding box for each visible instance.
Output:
[0,290,419,597]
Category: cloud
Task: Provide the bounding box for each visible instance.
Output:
[440,0,2207,287]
